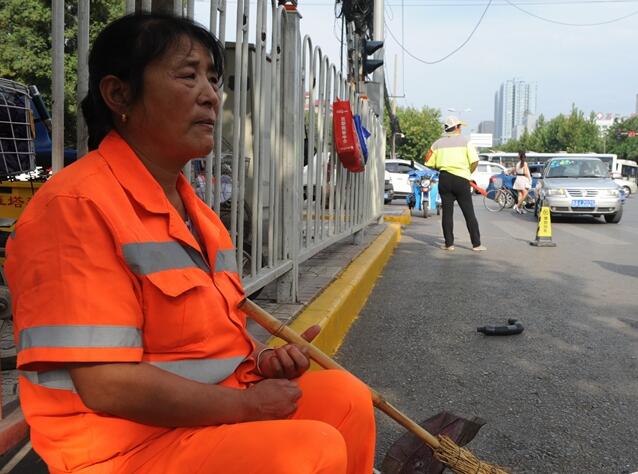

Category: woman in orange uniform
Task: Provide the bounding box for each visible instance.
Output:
[6,13,375,473]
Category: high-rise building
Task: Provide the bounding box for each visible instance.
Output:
[493,79,538,145]
[477,121,494,134]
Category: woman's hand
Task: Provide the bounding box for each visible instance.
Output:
[258,324,320,379]
[240,378,302,420]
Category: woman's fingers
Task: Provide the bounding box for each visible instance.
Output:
[272,344,311,378]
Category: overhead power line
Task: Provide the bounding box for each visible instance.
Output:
[502,0,638,25]
[384,0,493,65]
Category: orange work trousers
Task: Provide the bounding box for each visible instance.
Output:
[80,369,375,474]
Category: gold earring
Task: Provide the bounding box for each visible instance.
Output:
[121,113,128,123]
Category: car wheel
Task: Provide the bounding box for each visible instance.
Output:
[604,207,623,224]
[622,186,631,197]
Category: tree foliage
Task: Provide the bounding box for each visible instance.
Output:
[385,106,442,163]
[0,0,124,145]
[499,106,603,154]
[605,116,638,161]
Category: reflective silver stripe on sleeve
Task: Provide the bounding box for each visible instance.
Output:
[214,249,238,274]
[150,356,245,384]
[20,357,246,392]
[123,241,201,275]
[20,369,76,391]
[18,325,142,352]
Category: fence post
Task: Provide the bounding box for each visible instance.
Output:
[276,5,302,303]
[51,0,65,174]
[76,0,90,158]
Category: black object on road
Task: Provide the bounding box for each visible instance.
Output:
[477,318,524,336]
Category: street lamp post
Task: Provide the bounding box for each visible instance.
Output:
[447,107,472,121]
[391,132,405,159]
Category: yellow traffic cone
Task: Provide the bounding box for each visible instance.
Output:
[530,205,556,247]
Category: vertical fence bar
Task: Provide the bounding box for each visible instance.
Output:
[236,0,250,274]
[126,0,136,14]
[268,8,283,267]
[142,0,152,12]
[276,5,302,302]
[211,0,226,214]
[230,0,245,246]
[51,0,65,174]
[76,0,90,158]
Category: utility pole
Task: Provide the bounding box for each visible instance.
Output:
[371,0,384,118]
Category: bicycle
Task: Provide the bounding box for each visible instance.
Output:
[470,179,516,212]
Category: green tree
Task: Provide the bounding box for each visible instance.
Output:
[606,116,638,161]
[385,106,442,163]
[0,0,124,146]
[499,107,603,154]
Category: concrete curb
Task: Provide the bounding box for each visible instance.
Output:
[0,408,28,456]
[383,209,411,226]
[268,221,402,358]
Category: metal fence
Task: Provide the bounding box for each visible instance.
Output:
[51,0,385,302]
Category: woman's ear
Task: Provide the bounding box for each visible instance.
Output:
[99,75,131,116]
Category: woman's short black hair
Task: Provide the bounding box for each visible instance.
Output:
[81,13,224,150]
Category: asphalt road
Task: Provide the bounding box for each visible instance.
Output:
[337,196,638,474]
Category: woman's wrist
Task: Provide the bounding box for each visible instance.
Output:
[256,347,275,376]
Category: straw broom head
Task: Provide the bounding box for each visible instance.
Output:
[434,435,509,474]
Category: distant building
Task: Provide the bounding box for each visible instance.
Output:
[477,121,494,134]
[493,78,537,144]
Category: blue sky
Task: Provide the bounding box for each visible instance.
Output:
[196,0,638,131]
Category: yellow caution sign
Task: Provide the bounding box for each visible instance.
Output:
[530,206,556,247]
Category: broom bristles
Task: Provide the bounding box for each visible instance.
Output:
[433,435,509,474]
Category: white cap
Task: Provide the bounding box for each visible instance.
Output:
[443,115,464,130]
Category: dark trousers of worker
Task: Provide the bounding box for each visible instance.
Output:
[438,170,481,248]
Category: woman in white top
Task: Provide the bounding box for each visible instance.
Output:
[511,151,531,214]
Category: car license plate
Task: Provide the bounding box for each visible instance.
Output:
[571,199,595,208]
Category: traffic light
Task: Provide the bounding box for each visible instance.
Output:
[361,39,383,76]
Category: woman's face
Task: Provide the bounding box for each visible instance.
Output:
[126,38,220,167]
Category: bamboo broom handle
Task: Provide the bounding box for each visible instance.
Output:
[240,299,441,450]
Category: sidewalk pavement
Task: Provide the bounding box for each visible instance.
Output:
[0,208,409,472]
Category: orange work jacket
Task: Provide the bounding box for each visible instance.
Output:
[5,131,260,472]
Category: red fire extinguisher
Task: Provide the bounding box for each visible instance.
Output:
[333,100,365,173]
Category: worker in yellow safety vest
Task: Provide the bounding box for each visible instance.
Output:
[424,116,486,252]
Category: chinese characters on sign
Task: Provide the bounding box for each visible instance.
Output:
[0,195,31,208]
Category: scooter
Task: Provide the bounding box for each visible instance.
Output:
[406,168,441,218]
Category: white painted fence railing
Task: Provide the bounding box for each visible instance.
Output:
[53,0,385,303]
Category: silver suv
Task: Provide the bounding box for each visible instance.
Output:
[537,157,623,223]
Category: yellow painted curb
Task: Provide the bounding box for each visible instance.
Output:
[268,223,402,361]
[383,209,411,225]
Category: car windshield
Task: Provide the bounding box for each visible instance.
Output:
[546,159,608,178]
